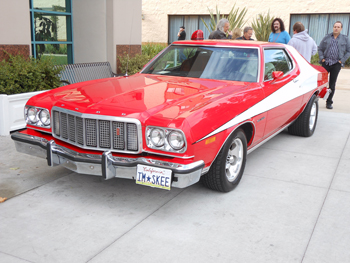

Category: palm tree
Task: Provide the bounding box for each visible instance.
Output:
[251,11,275,41]
[201,4,247,34]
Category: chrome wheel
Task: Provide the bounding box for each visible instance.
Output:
[201,129,247,192]
[225,138,244,182]
[309,102,317,130]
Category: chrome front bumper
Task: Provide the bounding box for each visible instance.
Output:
[11,132,204,189]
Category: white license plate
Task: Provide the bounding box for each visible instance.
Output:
[136,165,172,190]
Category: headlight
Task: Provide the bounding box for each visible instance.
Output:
[168,131,185,150]
[27,107,37,123]
[24,105,51,128]
[150,128,165,146]
[39,109,50,126]
[146,126,186,153]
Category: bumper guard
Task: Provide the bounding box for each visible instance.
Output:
[11,132,204,189]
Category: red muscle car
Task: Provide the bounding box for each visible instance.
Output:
[11,40,329,192]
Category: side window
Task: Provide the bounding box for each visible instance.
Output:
[264,49,293,81]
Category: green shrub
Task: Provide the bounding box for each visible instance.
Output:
[345,57,350,67]
[118,52,152,75]
[311,53,320,66]
[0,53,62,95]
[311,53,350,67]
[142,42,168,57]
[118,43,168,75]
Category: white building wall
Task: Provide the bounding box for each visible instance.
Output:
[0,0,31,46]
[142,0,350,43]
[73,0,141,72]
[73,0,108,64]
[113,0,142,45]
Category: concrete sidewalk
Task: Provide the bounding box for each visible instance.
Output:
[0,70,349,263]
[319,68,350,113]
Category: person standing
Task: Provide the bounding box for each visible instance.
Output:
[236,26,254,40]
[177,26,186,40]
[287,22,317,62]
[268,18,291,44]
[231,28,242,40]
[318,21,350,109]
[209,18,233,39]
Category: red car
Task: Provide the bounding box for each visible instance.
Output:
[12,40,329,192]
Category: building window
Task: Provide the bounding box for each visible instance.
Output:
[290,13,350,45]
[168,15,212,43]
[30,0,73,64]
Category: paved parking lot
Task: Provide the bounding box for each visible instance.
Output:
[1,70,349,263]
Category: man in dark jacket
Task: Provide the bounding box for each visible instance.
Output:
[236,26,254,40]
[209,19,232,39]
[177,26,186,40]
[318,21,350,109]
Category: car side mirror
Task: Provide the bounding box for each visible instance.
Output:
[272,71,284,80]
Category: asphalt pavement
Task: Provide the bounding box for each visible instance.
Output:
[0,70,349,263]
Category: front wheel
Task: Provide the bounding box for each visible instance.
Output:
[288,94,318,137]
[201,129,247,192]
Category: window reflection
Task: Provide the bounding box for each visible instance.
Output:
[36,44,68,65]
[33,0,66,12]
[143,46,259,82]
[264,49,293,80]
[34,13,67,42]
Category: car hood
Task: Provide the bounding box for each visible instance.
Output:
[31,74,262,141]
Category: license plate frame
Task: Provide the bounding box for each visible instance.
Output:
[136,164,172,190]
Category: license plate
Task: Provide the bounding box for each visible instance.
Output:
[136,165,172,190]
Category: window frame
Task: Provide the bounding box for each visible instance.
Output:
[142,44,261,83]
[29,0,74,64]
[263,48,294,82]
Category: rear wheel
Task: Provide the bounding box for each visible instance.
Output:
[201,129,247,192]
[288,94,318,137]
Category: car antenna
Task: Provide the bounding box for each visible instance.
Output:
[124,5,135,77]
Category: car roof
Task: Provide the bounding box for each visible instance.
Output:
[172,39,285,48]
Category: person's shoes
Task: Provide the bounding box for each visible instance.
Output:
[326,104,333,109]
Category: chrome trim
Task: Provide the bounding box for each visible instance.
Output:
[197,121,256,174]
[25,105,51,129]
[247,124,291,154]
[145,126,187,154]
[322,88,331,101]
[196,119,255,143]
[201,166,210,174]
[11,132,204,189]
[51,107,143,154]
[263,47,295,82]
[171,43,261,49]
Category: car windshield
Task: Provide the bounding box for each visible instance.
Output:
[142,45,259,82]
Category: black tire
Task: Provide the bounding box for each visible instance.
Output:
[201,129,247,192]
[288,94,318,137]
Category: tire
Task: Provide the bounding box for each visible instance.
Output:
[288,94,318,137]
[201,129,247,192]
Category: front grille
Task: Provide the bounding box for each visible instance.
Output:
[52,108,141,153]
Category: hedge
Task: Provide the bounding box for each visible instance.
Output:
[0,52,62,95]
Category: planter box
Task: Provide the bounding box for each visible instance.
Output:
[0,90,47,136]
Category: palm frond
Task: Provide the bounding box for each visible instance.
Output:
[251,11,275,41]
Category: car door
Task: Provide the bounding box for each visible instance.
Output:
[261,48,302,138]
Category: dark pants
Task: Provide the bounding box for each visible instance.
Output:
[322,62,341,105]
